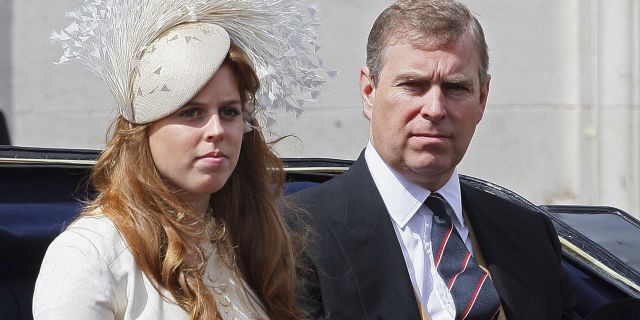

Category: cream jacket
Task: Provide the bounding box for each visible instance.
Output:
[33,215,267,320]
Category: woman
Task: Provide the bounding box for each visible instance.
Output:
[33,1,325,319]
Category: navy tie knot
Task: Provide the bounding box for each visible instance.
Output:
[425,193,451,225]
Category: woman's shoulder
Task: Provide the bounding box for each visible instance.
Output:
[56,213,130,266]
[34,213,138,318]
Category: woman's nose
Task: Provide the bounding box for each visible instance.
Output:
[205,115,224,141]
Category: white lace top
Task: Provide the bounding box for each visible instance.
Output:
[33,215,268,320]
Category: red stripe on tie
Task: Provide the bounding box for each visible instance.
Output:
[460,273,488,320]
[447,252,471,289]
[434,226,453,268]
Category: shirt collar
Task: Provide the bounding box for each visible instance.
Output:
[364,141,464,231]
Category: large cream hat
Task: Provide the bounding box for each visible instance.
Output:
[53,0,329,126]
[130,23,230,124]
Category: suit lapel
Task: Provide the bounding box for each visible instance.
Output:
[461,181,547,319]
[326,155,421,319]
[319,161,551,319]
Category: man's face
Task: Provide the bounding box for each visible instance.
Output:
[360,33,490,191]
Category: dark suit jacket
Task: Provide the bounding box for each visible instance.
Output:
[288,154,576,320]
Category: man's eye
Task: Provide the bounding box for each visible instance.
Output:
[401,81,421,88]
[399,81,428,93]
[220,107,241,119]
[443,83,470,93]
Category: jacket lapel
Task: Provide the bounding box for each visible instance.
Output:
[461,181,547,319]
[326,154,421,319]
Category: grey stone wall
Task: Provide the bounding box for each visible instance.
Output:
[0,0,11,133]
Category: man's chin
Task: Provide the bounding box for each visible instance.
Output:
[402,162,454,189]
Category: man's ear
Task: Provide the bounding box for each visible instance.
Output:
[477,74,491,122]
[360,66,375,120]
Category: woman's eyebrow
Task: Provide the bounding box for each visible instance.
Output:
[182,101,206,108]
[183,98,242,108]
[219,98,243,107]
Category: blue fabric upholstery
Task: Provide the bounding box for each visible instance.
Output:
[0,277,33,320]
[0,281,20,320]
[562,260,629,316]
[0,202,80,320]
[283,181,319,195]
[0,203,80,277]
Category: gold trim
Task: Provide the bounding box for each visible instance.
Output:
[283,166,349,174]
[560,237,640,293]
[0,158,96,166]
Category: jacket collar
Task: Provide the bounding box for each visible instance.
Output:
[326,153,422,319]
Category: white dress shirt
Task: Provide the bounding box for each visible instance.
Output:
[365,142,474,320]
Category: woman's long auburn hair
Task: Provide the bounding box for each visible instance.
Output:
[82,43,302,319]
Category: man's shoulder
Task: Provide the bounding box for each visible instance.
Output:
[288,156,372,201]
[283,164,373,227]
[286,173,350,219]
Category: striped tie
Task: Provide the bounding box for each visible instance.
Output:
[427,193,501,320]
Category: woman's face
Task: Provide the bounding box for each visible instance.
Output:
[148,64,244,210]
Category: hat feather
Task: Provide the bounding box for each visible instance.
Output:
[53,0,327,126]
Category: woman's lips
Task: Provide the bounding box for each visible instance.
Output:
[196,151,227,166]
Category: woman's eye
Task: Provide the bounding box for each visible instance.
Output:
[220,106,241,119]
[179,107,202,119]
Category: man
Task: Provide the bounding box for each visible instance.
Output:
[289,0,576,319]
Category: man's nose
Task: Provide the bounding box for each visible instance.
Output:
[205,115,224,141]
[421,86,447,121]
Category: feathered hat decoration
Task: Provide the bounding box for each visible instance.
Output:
[51,0,330,126]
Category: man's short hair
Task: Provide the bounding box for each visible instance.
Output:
[366,0,489,84]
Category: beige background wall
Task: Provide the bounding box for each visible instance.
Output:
[2,0,639,217]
